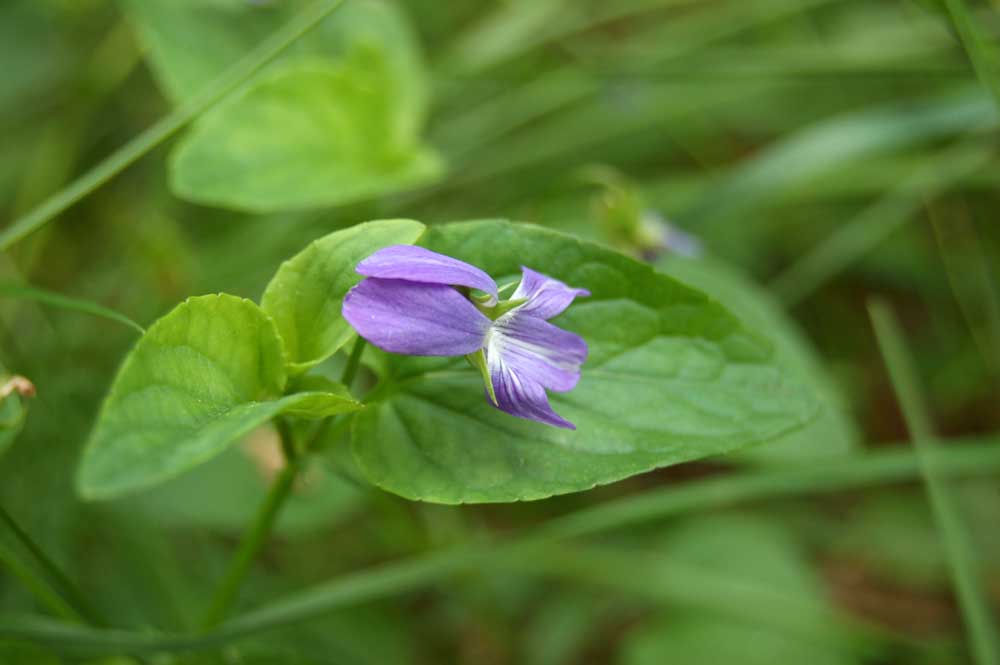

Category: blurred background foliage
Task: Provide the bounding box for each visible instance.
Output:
[0,0,998,663]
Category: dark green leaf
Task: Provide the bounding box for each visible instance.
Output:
[657,256,859,463]
[351,221,819,503]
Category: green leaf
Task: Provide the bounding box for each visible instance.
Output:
[621,515,861,665]
[170,54,442,211]
[261,219,426,372]
[126,0,442,211]
[281,388,361,419]
[107,439,362,538]
[122,0,429,117]
[76,294,361,500]
[656,255,859,464]
[351,220,819,503]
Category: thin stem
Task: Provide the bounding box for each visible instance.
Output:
[340,337,367,389]
[0,283,145,334]
[869,301,1000,665]
[0,544,83,624]
[0,505,104,625]
[0,0,348,251]
[199,442,301,629]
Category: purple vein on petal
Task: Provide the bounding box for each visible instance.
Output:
[357,245,499,305]
[488,313,587,392]
[488,354,577,430]
[484,312,587,430]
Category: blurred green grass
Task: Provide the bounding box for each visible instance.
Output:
[0,0,998,663]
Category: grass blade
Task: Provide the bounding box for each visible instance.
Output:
[0,283,144,334]
[869,300,1000,665]
[0,544,83,624]
[940,0,1000,109]
[0,506,105,626]
[770,138,993,306]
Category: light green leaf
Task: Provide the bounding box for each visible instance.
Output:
[125,0,442,211]
[76,294,360,500]
[351,220,819,504]
[657,256,859,463]
[261,218,426,372]
[121,0,429,119]
[170,54,442,212]
[281,388,361,419]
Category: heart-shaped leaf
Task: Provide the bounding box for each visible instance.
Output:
[350,221,820,503]
[261,218,426,372]
[77,294,360,500]
[170,53,442,212]
[122,0,429,118]
[125,0,441,211]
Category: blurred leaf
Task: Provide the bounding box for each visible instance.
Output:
[108,441,361,538]
[122,0,428,116]
[0,3,67,120]
[0,375,28,460]
[170,54,442,212]
[621,615,858,665]
[657,255,859,463]
[76,294,360,499]
[352,220,819,503]
[621,514,861,665]
[688,87,997,244]
[124,0,442,210]
[834,492,945,590]
[0,641,60,665]
[522,592,617,665]
[261,219,426,372]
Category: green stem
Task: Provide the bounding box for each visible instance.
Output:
[340,337,367,389]
[0,283,145,334]
[199,450,301,629]
[0,544,82,624]
[0,505,103,625]
[869,301,1000,665]
[0,0,348,251]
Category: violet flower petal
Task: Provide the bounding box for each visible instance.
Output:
[357,245,499,305]
[343,277,490,356]
[485,313,588,429]
[488,313,587,392]
[488,359,576,430]
[510,267,590,319]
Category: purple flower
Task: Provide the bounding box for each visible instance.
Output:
[342,246,589,429]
